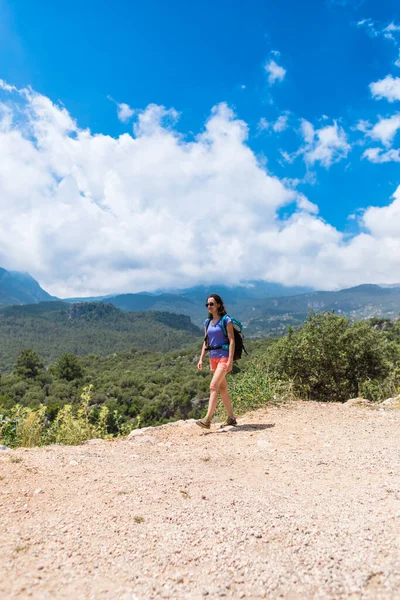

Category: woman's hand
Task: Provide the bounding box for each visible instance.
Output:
[197,360,203,371]
[226,359,233,372]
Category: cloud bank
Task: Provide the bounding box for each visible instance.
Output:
[0,82,400,296]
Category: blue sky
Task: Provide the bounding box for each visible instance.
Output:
[0,0,400,295]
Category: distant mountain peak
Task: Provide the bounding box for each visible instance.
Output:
[0,267,56,306]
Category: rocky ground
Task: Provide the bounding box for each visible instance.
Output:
[1,401,400,600]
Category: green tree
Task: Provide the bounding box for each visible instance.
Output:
[55,354,84,381]
[15,349,44,380]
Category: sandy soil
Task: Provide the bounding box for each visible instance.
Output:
[1,401,399,600]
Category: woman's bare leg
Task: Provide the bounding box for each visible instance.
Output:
[219,378,235,418]
[205,366,229,421]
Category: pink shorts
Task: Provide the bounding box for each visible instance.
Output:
[209,357,232,373]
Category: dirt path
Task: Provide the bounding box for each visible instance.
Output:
[1,402,400,600]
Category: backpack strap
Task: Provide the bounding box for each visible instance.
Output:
[204,318,212,345]
[204,317,211,333]
[221,314,229,338]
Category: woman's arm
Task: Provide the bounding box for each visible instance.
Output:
[198,341,207,370]
[226,321,235,369]
[197,329,207,370]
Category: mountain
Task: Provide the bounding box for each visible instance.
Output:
[3,267,400,340]
[244,284,400,336]
[0,301,201,373]
[65,282,314,327]
[0,268,56,306]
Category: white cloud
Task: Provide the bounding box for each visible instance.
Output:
[362,147,400,163]
[257,114,289,133]
[355,119,371,133]
[358,19,400,66]
[0,79,18,92]
[265,60,286,85]
[363,185,400,235]
[273,115,289,132]
[359,113,400,147]
[357,18,380,38]
[383,22,400,42]
[257,117,270,132]
[0,82,321,296]
[280,149,294,163]
[358,19,400,43]
[133,104,179,136]
[384,23,400,32]
[2,82,400,295]
[117,102,134,123]
[370,75,400,102]
[299,119,351,167]
[369,113,400,146]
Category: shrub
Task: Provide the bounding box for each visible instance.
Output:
[47,385,95,445]
[265,312,396,402]
[15,406,46,447]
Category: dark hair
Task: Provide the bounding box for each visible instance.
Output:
[206,293,227,318]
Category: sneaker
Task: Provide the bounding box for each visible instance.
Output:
[220,416,237,428]
[196,418,211,429]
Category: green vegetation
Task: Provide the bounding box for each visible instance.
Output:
[0,302,201,372]
[1,312,400,449]
[264,312,400,402]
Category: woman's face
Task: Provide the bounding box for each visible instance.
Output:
[206,297,219,314]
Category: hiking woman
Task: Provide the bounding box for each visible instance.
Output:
[196,294,237,429]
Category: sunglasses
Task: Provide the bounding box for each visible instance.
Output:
[205,302,215,307]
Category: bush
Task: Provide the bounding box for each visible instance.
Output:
[265,312,397,402]
[15,406,46,447]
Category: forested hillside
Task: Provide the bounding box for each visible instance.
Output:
[0,301,201,373]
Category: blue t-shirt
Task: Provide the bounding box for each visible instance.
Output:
[204,315,232,358]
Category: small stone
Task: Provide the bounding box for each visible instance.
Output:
[0,445,10,451]
[134,435,158,445]
[34,488,42,495]
[127,427,154,438]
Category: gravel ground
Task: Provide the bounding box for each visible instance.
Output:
[1,401,400,600]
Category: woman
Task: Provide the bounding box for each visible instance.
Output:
[196,294,237,429]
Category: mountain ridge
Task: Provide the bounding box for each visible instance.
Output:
[2,267,400,338]
[0,268,56,306]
